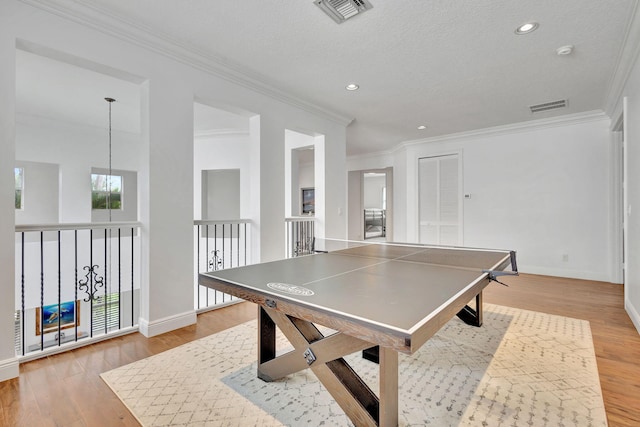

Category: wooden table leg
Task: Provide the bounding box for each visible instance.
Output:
[257,306,276,380]
[256,306,400,426]
[379,346,398,427]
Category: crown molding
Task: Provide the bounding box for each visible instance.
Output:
[605,0,640,121]
[194,129,250,140]
[347,111,609,161]
[396,110,609,154]
[18,0,354,127]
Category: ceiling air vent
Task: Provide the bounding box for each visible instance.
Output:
[529,99,568,113]
[314,0,373,24]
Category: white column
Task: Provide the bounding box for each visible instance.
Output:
[253,114,285,262]
[0,24,19,380]
[320,129,348,239]
[138,78,196,337]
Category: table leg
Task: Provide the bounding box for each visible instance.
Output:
[256,306,399,426]
[379,346,399,427]
[456,291,484,327]
[257,306,276,380]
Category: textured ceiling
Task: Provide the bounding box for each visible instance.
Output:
[15,0,639,155]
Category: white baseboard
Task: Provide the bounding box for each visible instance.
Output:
[519,265,613,283]
[0,357,19,382]
[625,298,640,335]
[138,310,197,338]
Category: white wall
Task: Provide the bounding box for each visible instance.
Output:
[193,134,250,220]
[15,160,59,224]
[0,0,348,378]
[284,130,315,217]
[616,46,640,333]
[363,175,385,209]
[350,115,615,282]
[202,169,240,220]
[0,15,18,379]
[15,115,142,224]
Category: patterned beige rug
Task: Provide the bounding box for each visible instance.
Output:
[101,304,607,426]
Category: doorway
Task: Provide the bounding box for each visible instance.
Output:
[348,168,393,241]
[418,154,462,245]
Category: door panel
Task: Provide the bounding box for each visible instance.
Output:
[418,154,461,245]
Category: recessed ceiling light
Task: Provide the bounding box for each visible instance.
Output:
[515,22,539,35]
[556,45,574,56]
[417,125,427,130]
[345,83,359,91]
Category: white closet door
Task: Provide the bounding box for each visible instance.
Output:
[418,154,461,245]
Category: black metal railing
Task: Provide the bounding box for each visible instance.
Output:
[14,222,140,359]
[194,220,251,311]
[285,217,315,258]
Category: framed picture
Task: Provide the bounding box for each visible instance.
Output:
[301,188,315,214]
[35,300,80,335]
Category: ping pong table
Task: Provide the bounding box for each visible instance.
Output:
[199,239,517,427]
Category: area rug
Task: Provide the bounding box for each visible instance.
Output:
[100,304,607,426]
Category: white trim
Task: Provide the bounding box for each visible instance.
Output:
[518,265,614,283]
[194,129,250,139]
[610,121,624,285]
[400,111,608,151]
[625,297,640,335]
[414,150,463,245]
[19,0,353,127]
[138,310,197,338]
[605,0,640,118]
[15,221,141,232]
[18,326,139,363]
[0,357,20,382]
[348,111,610,162]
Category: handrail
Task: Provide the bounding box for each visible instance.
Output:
[285,216,316,222]
[194,219,251,226]
[15,222,142,232]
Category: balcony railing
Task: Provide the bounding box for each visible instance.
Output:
[15,222,141,360]
[194,220,251,311]
[285,216,315,258]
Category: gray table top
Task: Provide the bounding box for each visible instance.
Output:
[200,240,513,334]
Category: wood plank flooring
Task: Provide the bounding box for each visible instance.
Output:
[1,273,639,426]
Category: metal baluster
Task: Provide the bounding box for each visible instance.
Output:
[104,228,108,335]
[214,224,218,305]
[57,230,61,346]
[21,232,25,355]
[197,224,201,309]
[118,228,121,330]
[74,230,78,341]
[221,224,225,303]
[207,224,211,307]
[131,227,134,328]
[39,231,44,350]
[89,229,93,338]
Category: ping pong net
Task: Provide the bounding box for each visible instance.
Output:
[310,238,518,280]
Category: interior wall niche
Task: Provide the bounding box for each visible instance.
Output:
[14,160,59,225]
[201,169,240,220]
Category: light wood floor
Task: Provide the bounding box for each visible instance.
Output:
[1,274,639,426]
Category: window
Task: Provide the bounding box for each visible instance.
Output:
[91,174,122,209]
[15,167,23,209]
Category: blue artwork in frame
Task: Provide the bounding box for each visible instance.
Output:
[36,300,80,335]
[302,187,315,214]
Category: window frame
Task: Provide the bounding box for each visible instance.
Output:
[91,173,123,210]
[15,167,24,210]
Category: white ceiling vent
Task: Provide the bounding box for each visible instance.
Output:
[529,99,568,113]
[314,0,373,24]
